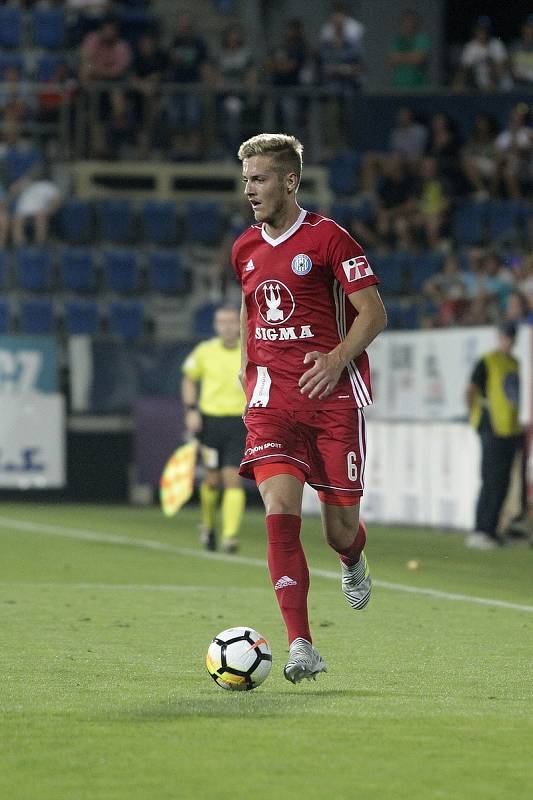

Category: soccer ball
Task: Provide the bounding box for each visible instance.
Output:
[206,627,272,691]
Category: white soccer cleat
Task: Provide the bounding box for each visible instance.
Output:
[341,551,372,610]
[283,637,327,684]
[465,531,498,550]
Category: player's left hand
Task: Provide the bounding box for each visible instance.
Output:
[299,351,344,400]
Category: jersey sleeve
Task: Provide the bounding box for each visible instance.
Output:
[231,238,243,283]
[325,222,379,295]
[181,343,204,380]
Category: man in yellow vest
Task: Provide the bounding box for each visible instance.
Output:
[181,305,246,552]
[465,322,528,549]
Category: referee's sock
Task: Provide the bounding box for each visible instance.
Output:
[200,483,220,530]
[221,487,245,540]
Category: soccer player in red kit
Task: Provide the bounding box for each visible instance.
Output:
[233,133,387,684]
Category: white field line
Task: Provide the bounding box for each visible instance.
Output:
[1,515,533,614]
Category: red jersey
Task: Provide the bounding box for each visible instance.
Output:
[232,209,378,410]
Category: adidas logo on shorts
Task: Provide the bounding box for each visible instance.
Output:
[274,575,298,590]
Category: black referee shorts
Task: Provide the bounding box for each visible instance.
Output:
[199,414,246,470]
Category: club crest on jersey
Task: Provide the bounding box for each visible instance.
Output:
[255,280,295,325]
[342,256,374,282]
[291,253,312,276]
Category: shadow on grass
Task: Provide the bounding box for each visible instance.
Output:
[106,689,387,721]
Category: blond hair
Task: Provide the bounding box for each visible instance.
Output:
[237,133,303,183]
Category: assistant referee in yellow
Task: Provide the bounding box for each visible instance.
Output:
[181,305,246,553]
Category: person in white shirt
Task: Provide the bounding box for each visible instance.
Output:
[12,179,62,246]
[494,103,533,199]
[455,16,512,91]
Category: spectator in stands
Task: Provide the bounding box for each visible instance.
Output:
[11,169,62,246]
[389,107,428,161]
[503,288,531,326]
[165,13,211,160]
[0,64,35,128]
[320,2,364,48]
[422,254,470,325]
[388,9,431,88]
[494,103,533,200]
[463,251,515,324]
[214,24,257,155]
[510,15,533,86]
[516,254,533,313]
[319,8,363,148]
[130,31,168,159]
[68,0,112,43]
[266,19,311,134]
[412,156,451,249]
[454,16,512,92]
[374,153,417,250]
[426,112,462,193]
[460,112,498,198]
[79,15,132,157]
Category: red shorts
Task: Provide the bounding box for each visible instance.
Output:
[240,407,366,498]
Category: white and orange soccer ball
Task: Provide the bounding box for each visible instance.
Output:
[206,627,272,691]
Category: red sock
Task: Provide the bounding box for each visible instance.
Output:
[266,514,311,645]
[336,520,367,567]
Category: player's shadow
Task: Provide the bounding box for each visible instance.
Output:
[113,689,385,721]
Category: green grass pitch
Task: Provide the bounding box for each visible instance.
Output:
[1,502,532,800]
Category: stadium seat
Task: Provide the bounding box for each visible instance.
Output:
[35,54,66,82]
[383,300,402,330]
[402,302,420,330]
[96,199,134,244]
[142,200,178,245]
[186,202,223,246]
[61,248,96,293]
[16,248,53,292]
[0,7,22,48]
[487,200,522,244]
[0,250,7,290]
[408,252,445,292]
[147,250,187,293]
[328,149,361,196]
[4,147,42,185]
[103,250,139,294]
[109,301,144,341]
[193,302,218,336]
[19,299,55,334]
[373,252,406,295]
[64,300,99,335]
[58,199,93,245]
[33,8,66,49]
[330,202,355,231]
[0,53,25,79]
[452,200,487,246]
[0,300,10,334]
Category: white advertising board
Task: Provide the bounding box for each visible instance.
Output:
[0,394,65,488]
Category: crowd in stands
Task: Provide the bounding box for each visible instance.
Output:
[0,1,531,338]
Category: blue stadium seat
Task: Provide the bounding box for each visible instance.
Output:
[61,248,96,293]
[328,149,361,196]
[142,200,178,245]
[373,252,406,295]
[20,299,55,334]
[408,251,445,292]
[0,7,22,48]
[452,200,487,246]
[487,200,522,243]
[384,300,402,330]
[16,248,52,292]
[0,53,25,79]
[33,8,66,49]
[0,300,10,334]
[330,202,355,231]
[103,250,139,293]
[193,302,218,336]
[0,250,7,290]
[96,199,134,244]
[147,250,187,293]
[186,202,223,245]
[109,301,144,341]
[4,147,42,185]
[64,300,99,335]
[58,199,93,245]
[35,54,66,82]
[401,302,420,330]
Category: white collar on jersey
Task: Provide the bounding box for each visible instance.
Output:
[261,207,307,247]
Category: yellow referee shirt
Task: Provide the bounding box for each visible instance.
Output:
[182,338,245,417]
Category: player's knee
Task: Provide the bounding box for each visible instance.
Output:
[263,495,299,516]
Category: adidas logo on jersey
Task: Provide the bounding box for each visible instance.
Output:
[245,259,255,271]
[274,575,298,590]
